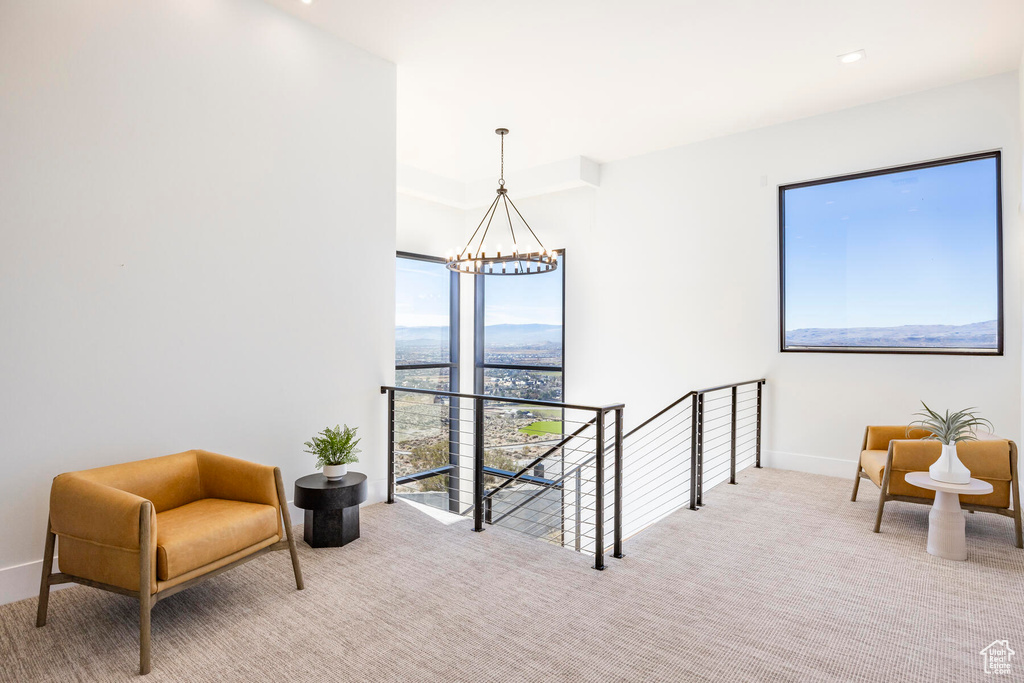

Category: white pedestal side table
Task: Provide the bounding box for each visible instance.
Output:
[904,471,993,561]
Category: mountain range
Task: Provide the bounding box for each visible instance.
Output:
[397,324,561,346]
[785,320,998,349]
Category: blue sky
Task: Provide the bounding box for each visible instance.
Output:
[396,258,450,327]
[396,256,563,327]
[783,157,998,330]
[483,255,563,326]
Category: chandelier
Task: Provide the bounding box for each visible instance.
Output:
[446,128,559,275]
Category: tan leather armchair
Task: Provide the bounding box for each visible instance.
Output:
[36,450,304,674]
[851,426,1022,548]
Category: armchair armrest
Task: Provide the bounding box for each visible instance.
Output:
[195,450,279,508]
[50,473,158,594]
[50,474,153,550]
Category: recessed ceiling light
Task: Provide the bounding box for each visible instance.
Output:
[838,49,866,64]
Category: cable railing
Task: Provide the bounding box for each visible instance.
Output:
[620,379,764,539]
[380,377,764,570]
[381,385,624,570]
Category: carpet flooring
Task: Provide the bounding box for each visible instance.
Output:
[1,468,1021,682]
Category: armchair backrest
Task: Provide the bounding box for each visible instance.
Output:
[74,451,201,513]
[863,425,932,451]
[890,439,1013,480]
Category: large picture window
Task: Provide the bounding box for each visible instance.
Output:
[779,152,1002,355]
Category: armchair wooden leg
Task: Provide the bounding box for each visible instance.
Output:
[275,468,304,590]
[139,502,152,675]
[874,463,892,534]
[140,592,151,675]
[873,492,888,533]
[851,461,863,502]
[36,517,55,628]
[1010,445,1022,549]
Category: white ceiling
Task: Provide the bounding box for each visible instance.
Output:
[265,0,1024,183]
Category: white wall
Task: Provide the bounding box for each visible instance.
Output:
[593,72,1022,475]
[399,72,1023,479]
[0,0,396,603]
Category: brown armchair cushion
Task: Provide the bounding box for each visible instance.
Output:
[72,451,202,513]
[864,426,931,450]
[891,440,1011,481]
[156,499,278,581]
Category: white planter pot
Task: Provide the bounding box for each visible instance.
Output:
[323,464,348,481]
[929,443,971,485]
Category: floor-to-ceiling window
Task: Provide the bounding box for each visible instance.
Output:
[394,252,459,509]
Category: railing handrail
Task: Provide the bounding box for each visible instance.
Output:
[380,384,624,413]
[695,378,766,395]
[622,378,765,440]
[622,391,696,440]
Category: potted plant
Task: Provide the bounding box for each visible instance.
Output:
[305,424,361,481]
[908,402,992,484]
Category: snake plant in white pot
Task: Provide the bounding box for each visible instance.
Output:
[908,403,992,485]
[305,424,361,481]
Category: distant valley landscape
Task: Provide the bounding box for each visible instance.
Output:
[396,323,562,368]
[396,323,561,346]
[785,320,998,349]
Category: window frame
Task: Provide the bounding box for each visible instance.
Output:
[777,150,1003,356]
[395,251,461,513]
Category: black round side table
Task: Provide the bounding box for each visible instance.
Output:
[294,472,368,548]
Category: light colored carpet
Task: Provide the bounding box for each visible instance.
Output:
[1,469,1021,682]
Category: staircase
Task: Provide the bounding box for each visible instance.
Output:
[381,378,764,570]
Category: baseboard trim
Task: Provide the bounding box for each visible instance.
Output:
[0,558,73,607]
[762,450,854,479]
[2,485,387,607]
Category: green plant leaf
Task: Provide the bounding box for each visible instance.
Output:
[304,424,362,468]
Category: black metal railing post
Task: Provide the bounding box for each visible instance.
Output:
[689,397,698,511]
[485,497,493,525]
[574,468,582,552]
[730,385,738,485]
[386,388,395,504]
[755,381,763,468]
[613,407,624,559]
[593,409,606,570]
[696,392,704,507]
[473,397,485,532]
